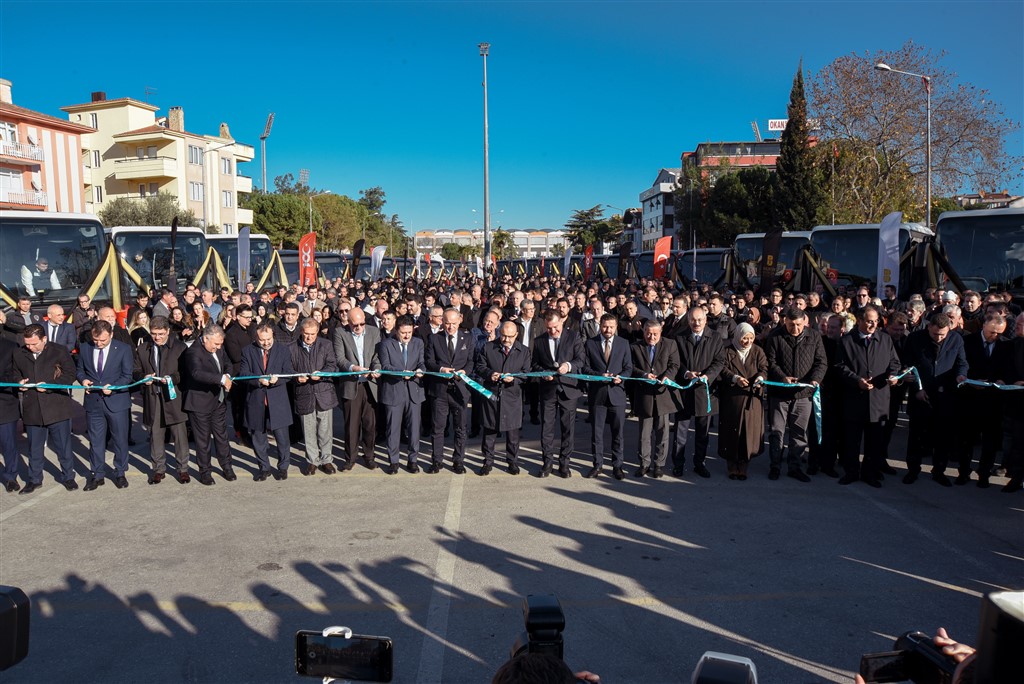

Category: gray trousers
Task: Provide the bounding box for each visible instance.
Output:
[768,397,810,471]
[150,421,190,474]
[638,414,671,469]
[300,409,334,465]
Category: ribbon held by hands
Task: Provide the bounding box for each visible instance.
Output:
[759,379,822,444]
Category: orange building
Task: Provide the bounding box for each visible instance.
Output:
[0,78,93,212]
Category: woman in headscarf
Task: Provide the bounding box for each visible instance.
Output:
[717,322,768,480]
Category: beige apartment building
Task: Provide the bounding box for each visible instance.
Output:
[62,92,253,233]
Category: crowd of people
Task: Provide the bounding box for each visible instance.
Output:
[1,271,1022,496]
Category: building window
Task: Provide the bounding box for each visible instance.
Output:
[92,150,100,168]
[222,190,232,208]
[89,113,98,128]
[147,145,157,158]
[0,121,18,143]
[149,182,158,195]
[221,157,232,175]
[94,186,103,203]
[189,182,204,201]
[136,147,144,159]
[188,145,203,165]
[139,184,146,198]
[223,223,233,233]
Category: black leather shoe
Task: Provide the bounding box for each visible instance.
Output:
[932,472,953,487]
[612,467,625,480]
[84,477,105,491]
[454,463,466,474]
[274,469,288,480]
[479,465,492,476]
[902,472,918,484]
[426,463,441,474]
[540,463,552,478]
[222,468,237,482]
[383,464,398,475]
[341,460,355,471]
[5,480,21,493]
[838,474,858,485]
[820,467,840,478]
[977,475,990,489]
[768,467,781,481]
[694,464,711,479]
[19,482,41,495]
[364,458,377,470]
[955,472,970,486]
[671,466,685,478]
[787,469,811,483]
[862,476,882,488]
[62,479,78,491]
[879,462,899,475]
[584,466,601,479]
[198,474,215,486]
[253,471,269,482]
[651,466,664,479]
[1002,477,1023,493]
[558,465,571,479]
[468,431,480,439]
[634,466,648,478]
[113,476,129,489]
[507,463,520,476]
[407,463,420,474]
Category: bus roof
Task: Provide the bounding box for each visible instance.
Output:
[936,207,1024,223]
[105,225,206,235]
[206,233,270,241]
[734,230,812,240]
[810,222,934,237]
[0,210,101,222]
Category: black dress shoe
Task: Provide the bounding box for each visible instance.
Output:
[650,466,664,479]
[454,463,466,474]
[61,479,77,491]
[694,465,711,479]
[253,471,269,482]
[612,467,625,480]
[634,466,648,478]
[178,471,191,484]
[84,477,105,491]
[530,417,540,425]
[320,463,337,475]
[222,468,237,482]
[4,480,20,493]
[838,473,858,485]
[507,463,520,476]
[198,473,215,486]
[728,473,738,480]
[478,465,492,476]
[341,460,355,471]
[862,476,882,489]
[955,472,970,486]
[902,472,918,484]
[148,472,164,485]
[383,464,398,475]
[787,469,811,483]
[113,476,129,489]
[1002,477,1023,493]
[820,467,840,478]
[932,472,953,487]
[275,469,289,480]
[768,467,781,481]
[879,463,899,475]
[558,465,572,479]
[977,475,990,489]
[407,463,420,474]
[426,463,441,474]
[468,431,480,439]
[19,482,41,495]
[364,458,377,470]
[737,474,748,481]
[540,463,553,478]
[584,466,601,479]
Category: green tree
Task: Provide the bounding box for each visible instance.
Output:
[440,243,463,261]
[550,243,566,257]
[98,193,200,228]
[775,61,827,231]
[816,138,918,224]
[564,205,621,254]
[674,167,776,247]
[358,186,387,215]
[311,193,366,252]
[241,192,310,248]
[274,173,312,195]
[490,229,519,260]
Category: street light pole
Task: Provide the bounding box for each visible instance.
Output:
[479,42,491,268]
[875,62,932,226]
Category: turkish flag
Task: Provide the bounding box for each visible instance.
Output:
[298,232,317,286]
[653,236,671,279]
[583,245,594,281]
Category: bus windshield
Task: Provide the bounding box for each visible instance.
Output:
[210,236,273,287]
[936,212,1024,293]
[679,251,727,285]
[811,228,912,288]
[0,215,107,304]
[735,234,809,282]
[112,231,206,294]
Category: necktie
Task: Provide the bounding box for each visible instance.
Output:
[603,338,611,363]
[864,335,871,348]
[649,345,655,366]
[97,348,105,375]
[262,348,269,372]
[448,335,456,364]
[694,334,701,345]
[504,345,510,357]
[50,325,56,342]
[986,342,993,357]
[153,345,160,372]
[402,343,408,366]
[212,353,224,402]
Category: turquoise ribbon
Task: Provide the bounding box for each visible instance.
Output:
[496,372,712,412]
[958,379,1024,391]
[891,366,923,391]
[759,380,822,444]
[231,370,494,400]
[0,375,176,399]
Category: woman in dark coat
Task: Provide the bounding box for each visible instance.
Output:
[718,323,768,480]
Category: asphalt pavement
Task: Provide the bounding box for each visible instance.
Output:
[1,402,1021,683]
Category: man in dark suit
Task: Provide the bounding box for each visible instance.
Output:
[292,318,339,474]
[240,324,295,480]
[672,306,726,479]
[183,324,235,485]
[835,305,902,488]
[955,313,1009,487]
[516,299,543,424]
[424,308,474,473]
[475,321,532,475]
[275,302,302,348]
[12,325,78,494]
[134,316,189,484]
[1002,314,1024,493]
[43,305,77,353]
[533,310,585,478]
[76,320,134,490]
[334,307,381,469]
[631,319,681,477]
[582,313,633,480]
[224,303,257,444]
[377,315,426,474]
[0,336,22,491]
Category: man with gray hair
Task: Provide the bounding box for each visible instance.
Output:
[631,318,680,478]
[183,324,235,485]
[292,317,339,475]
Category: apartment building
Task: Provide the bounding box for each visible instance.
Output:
[0,78,93,212]
[62,92,253,233]
[414,228,567,258]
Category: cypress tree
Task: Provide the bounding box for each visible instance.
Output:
[775,60,826,230]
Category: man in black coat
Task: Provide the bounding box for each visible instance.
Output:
[0,336,21,491]
[12,325,78,494]
[533,311,585,478]
[475,321,532,475]
[224,304,257,443]
[631,319,681,478]
[881,312,911,468]
[291,318,339,475]
[183,325,235,485]
[1001,315,1024,493]
[956,313,1010,487]
[240,324,295,480]
[763,307,828,482]
[515,299,543,425]
[704,294,736,343]
[582,314,633,480]
[835,305,902,488]
[672,306,726,478]
[134,316,189,483]
[424,308,475,474]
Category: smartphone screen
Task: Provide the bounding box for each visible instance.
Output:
[859,651,907,683]
[295,632,393,682]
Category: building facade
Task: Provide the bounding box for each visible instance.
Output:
[415,228,566,258]
[62,92,253,233]
[681,140,781,181]
[638,168,679,252]
[0,79,93,212]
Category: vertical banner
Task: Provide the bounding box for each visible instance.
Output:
[617,241,633,285]
[298,232,317,286]
[352,239,366,278]
[758,226,783,296]
[653,236,672,279]
[476,256,484,276]
[369,245,387,280]
[583,245,594,281]
[237,227,251,287]
[563,245,573,278]
[432,255,444,281]
[540,256,546,276]
[877,211,902,294]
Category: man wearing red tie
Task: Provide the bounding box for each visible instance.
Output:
[424,308,474,473]
[582,314,633,480]
[240,325,295,480]
[532,311,585,478]
[76,320,134,490]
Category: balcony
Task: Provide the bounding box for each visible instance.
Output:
[0,188,47,206]
[235,174,252,194]
[233,143,255,162]
[113,156,178,180]
[82,164,94,186]
[235,207,253,223]
[0,139,45,164]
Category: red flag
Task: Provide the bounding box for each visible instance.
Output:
[298,232,317,286]
[653,236,671,279]
[540,256,545,275]
[583,245,594,281]
[424,252,431,264]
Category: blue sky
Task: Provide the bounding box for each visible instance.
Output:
[2,1,1021,233]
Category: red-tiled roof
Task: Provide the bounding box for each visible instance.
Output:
[0,102,94,133]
